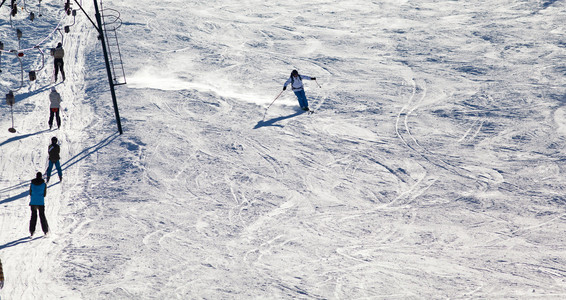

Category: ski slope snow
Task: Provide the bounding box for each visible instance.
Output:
[2,0,566,299]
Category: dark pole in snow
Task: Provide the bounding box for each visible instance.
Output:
[73,0,123,134]
[93,0,123,134]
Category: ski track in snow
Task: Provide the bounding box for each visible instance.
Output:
[2,0,566,299]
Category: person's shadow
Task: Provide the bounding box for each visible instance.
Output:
[254,110,306,129]
[0,132,119,205]
[13,83,60,104]
[0,129,50,147]
[0,190,28,205]
[0,237,35,250]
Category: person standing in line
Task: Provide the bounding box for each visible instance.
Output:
[283,69,316,111]
[51,42,65,82]
[48,87,62,130]
[46,137,62,183]
[29,172,49,237]
[0,257,4,289]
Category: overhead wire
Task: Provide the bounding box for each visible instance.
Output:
[1,7,68,54]
[1,2,71,90]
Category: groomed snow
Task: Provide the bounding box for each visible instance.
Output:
[2,0,566,298]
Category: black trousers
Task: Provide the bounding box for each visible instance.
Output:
[30,205,49,235]
[49,109,61,128]
[54,59,65,80]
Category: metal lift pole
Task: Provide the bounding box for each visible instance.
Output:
[93,0,123,134]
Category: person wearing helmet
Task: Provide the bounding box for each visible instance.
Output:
[46,137,62,183]
[29,171,49,237]
[48,87,62,129]
[283,69,316,111]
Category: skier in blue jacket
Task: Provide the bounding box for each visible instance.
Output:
[283,70,316,111]
[29,172,49,237]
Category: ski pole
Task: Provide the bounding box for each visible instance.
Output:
[314,79,321,88]
[263,89,284,120]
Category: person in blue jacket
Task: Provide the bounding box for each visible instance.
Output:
[29,172,49,237]
[283,70,316,111]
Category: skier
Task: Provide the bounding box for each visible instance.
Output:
[51,42,65,82]
[283,69,316,111]
[29,172,49,237]
[48,87,62,130]
[46,137,62,183]
[0,258,3,289]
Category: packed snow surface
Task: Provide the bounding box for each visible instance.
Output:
[2,0,566,298]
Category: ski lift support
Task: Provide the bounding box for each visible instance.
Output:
[0,41,3,73]
[29,46,45,81]
[8,50,25,92]
[6,91,16,133]
[73,0,123,134]
[100,6,126,85]
[64,9,77,33]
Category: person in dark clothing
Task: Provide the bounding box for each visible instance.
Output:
[51,42,65,82]
[0,257,4,289]
[29,172,49,237]
[46,137,62,183]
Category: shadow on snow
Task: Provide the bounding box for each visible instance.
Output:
[0,129,51,147]
[13,83,63,104]
[60,131,120,171]
[0,132,120,205]
[0,237,34,250]
[254,110,306,129]
[0,190,29,205]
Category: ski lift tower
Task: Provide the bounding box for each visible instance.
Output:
[74,0,124,134]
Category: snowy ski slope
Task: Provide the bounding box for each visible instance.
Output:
[1,0,566,298]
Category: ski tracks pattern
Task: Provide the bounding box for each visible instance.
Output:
[394,75,505,205]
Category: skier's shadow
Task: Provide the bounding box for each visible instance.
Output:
[0,129,51,147]
[13,83,60,104]
[0,132,119,204]
[254,111,306,129]
[0,190,28,205]
[0,237,33,250]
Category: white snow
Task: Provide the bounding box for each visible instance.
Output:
[2,0,566,298]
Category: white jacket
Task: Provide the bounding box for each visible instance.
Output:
[49,91,62,108]
[284,75,312,91]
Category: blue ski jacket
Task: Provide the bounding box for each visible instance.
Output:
[29,178,47,206]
